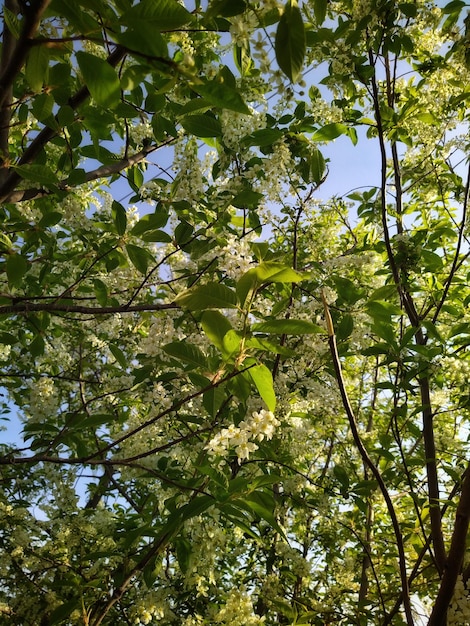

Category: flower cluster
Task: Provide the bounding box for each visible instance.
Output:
[131,590,172,625]
[206,409,279,461]
[212,588,265,625]
[447,576,470,624]
[221,106,267,150]
[24,377,59,423]
[229,11,258,46]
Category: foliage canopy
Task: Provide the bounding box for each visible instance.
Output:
[1,0,470,624]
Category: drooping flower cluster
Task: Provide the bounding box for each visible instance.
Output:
[206,409,280,461]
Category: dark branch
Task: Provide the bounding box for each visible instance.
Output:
[0,45,127,202]
[428,465,470,626]
[322,290,415,626]
[2,139,176,203]
[0,0,51,110]
[0,301,177,315]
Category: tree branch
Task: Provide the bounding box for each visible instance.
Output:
[0,300,177,315]
[428,464,470,626]
[368,46,446,575]
[322,290,415,626]
[0,45,127,203]
[0,0,51,109]
[1,139,177,203]
[432,160,470,325]
[0,0,19,184]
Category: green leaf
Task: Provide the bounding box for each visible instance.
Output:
[232,189,264,208]
[175,284,238,309]
[366,300,404,322]
[178,98,213,115]
[252,319,324,334]
[246,336,296,356]
[142,556,159,589]
[0,232,12,251]
[236,271,258,308]
[235,491,286,538]
[181,114,222,137]
[234,42,255,76]
[13,164,58,188]
[312,123,348,142]
[242,128,284,147]
[237,263,304,305]
[93,279,108,307]
[80,142,117,165]
[223,508,261,540]
[309,147,326,183]
[125,244,152,274]
[49,600,80,625]
[441,0,465,13]
[203,386,227,418]
[38,212,62,228]
[0,332,18,345]
[254,262,304,283]
[131,211,169,236]
[163,342,208,369]
[109,344,127,368]
[112,201,127,236]
[32,93,55,123]
[6,254,28,286]
[313,0,328,24]
[127,165,144,192]
[201,311,233,351]
[334,464,350,493]
[140,230,172,243]
[25,46,49,93]
[175,537,192,574]
[337,314,354,341]
[179,494,215,522]
[275,0,306,82]
[248,364,276,411]
[29,334,45,357]
[76,51,121,108]
[222,329,242,356]
[206,0,247,18]
[175,220,194,245]
[123,0,194,31]
[47,0,100,34]
[117,25,168,58]
[195,81,250,114]
[3,6,21,38]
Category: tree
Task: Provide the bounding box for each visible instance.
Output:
[0,0,469,623]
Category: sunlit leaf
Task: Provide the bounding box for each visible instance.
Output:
[312,123,348,142]
[175,284,238,309]
[76,51,121,108]
[201,311,233,350]
[248,364,276,411]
